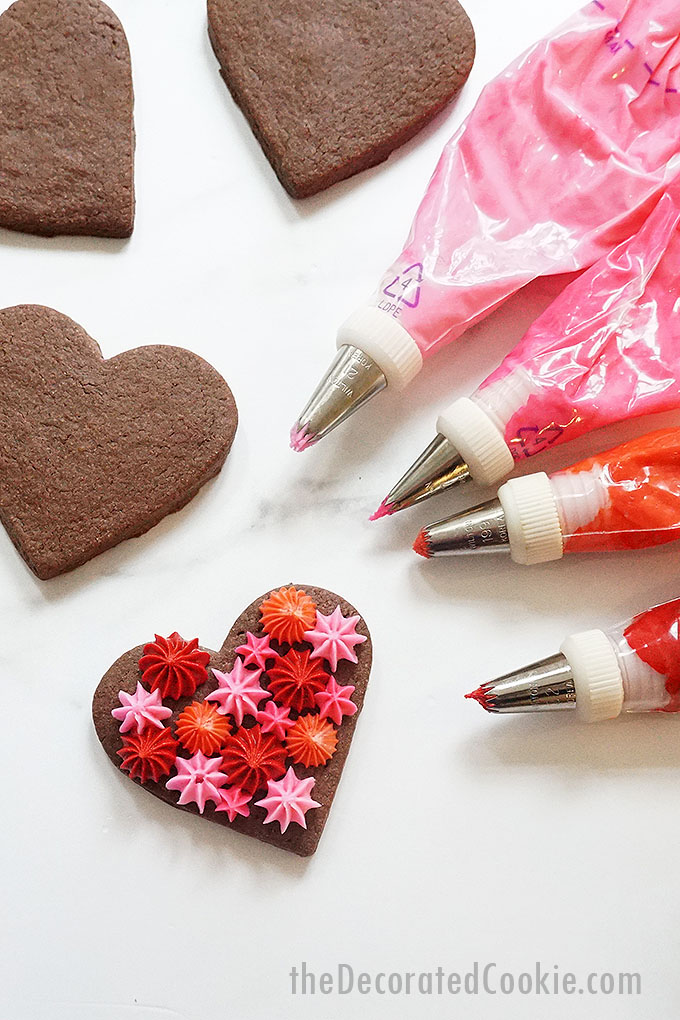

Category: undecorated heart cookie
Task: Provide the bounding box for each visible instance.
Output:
[0,305,237,578]
[0,0,135,237]
[207,0,476,198]
[93,585,372,856]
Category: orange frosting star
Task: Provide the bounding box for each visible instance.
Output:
[175,701,233,756]
[259,586,317,645]
[286,713,338,768]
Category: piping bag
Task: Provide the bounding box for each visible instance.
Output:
[291,0,680,454]
[378,186,680,515]
[467,595,680,722]
[415,428,680,563]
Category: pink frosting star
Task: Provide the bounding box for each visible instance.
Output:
[303,606,367,671]
[206,659,269,725]
[234,632,277,671]
[315,676,357,725]
[215,786,252,822]
[165,752,229,814]
[111,682,172,734]
[255,766,320,833]
[256,701,294,741]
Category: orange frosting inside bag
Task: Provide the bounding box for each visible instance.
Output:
[562,429,680,553]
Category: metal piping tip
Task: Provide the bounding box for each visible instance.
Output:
[290,345,387,451]
[375,433,471,516]
[415,498,510,557]
[466,653,577,714]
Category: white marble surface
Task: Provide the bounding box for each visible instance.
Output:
[2,0,680,1017]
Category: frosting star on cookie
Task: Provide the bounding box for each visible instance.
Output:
[286,715,338,768]
[234,632,277,671]
[215,786,252,823]
[315,676,357,725]
[255,767,320,833]
[256,701,294,741]
[266,648,328,713]
[117,727,178,784]
[165,752,229,814]
[139,633,210,701]
[111,682,172,734]
[304,606,367,671]
[175,701,232,756]
[206,659,269,725]
[220,726,287,795]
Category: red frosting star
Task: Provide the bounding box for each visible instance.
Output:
[117,727,179,785]
[267,648,328,713]
[221,725,287,794]
[138,632,210,700]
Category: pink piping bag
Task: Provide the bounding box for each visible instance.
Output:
[467,596,680,721]
[292,0,680,455]
[379,187,680,515]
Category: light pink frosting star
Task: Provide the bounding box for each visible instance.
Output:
[206,659,269,725]
[215,786,252,822]
[255,767,320,833]
[111,682,172,734]
[165,752,229,813]
[315,676,357,725]
[256,700,294,741]
[304,605,367,671]
[234,632,277,671]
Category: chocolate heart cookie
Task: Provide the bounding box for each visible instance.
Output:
[207,0,475,198]
[0,304,237,578]
[0,0,135,237]
[93,585,372,856]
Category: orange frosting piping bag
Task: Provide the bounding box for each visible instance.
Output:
[416,427,680,564]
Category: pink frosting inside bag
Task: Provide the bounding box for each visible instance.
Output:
[473,190,680,459]
[370,0,680,360]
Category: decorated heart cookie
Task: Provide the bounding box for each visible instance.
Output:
[0,0,134,237]
[92,585,372,856]
[207,0,476,198]
[0,305,237,578]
